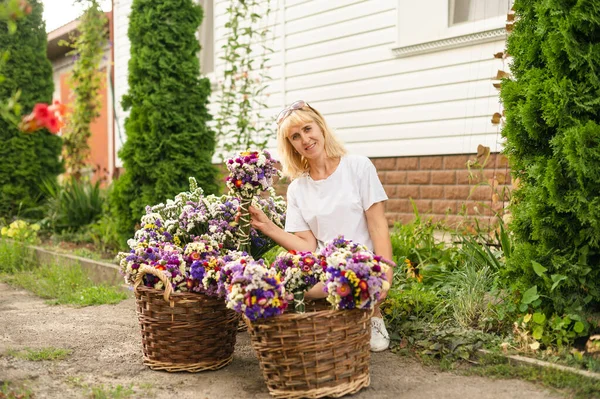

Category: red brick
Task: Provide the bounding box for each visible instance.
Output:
[420,185,444,199]
[432,200,459,214]
[398,213,417,225]
[377,171,386,184]
[431,170,456,184]
[396,185,418,199]
[386,171,407,184]
[419,156,443,170]
[372,157,397,171]
[383,185,397,197]
[407,171,431,184]
[456,171,469,185]
[396,157,419,170]
[414,199,432,213]
[469,185,493,201]
[443,154,473,169]
[445,185,471,200]
[441,215,464,228]
[386,199,411,213]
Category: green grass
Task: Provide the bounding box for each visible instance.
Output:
[464,354,600,399]
[0,238,127,306]
[6,347,72,361]
[89,384,135,399]
[0,381,34,398]
[0,240,37,274]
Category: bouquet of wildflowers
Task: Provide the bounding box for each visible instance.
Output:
[224,150,279,252]
[183,236,222,296]
[215,250,254,297]
[320,236,391,310]
[127,212,175,249]
[118,242,187,292]
[270,250,326,312]
[224,259,290,321]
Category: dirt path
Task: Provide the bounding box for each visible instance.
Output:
[0,283,560,399]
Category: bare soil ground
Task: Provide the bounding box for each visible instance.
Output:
[0,283,560,398]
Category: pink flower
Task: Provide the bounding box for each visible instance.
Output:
[336,283,351,297]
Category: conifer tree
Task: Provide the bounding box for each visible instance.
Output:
[111,0,217,236]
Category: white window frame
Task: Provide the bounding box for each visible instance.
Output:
[197,0,216,84]
[392,0,510,58]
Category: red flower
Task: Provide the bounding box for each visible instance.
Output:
[235,179,243,188]
[45,115,60,134]
[33,103,50,122]
[190,252,200,260]
[358,280,368,292]
[336,283,351,297]
[288,250,297,255]
[303,257,314,266]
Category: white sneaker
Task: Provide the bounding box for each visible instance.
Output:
[370,316,390,352]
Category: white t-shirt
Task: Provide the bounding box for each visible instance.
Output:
[284,154,388,251]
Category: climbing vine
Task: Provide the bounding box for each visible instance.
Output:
[215,0,275,157]
[60,0,107,180]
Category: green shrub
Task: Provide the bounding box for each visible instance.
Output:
[501,0,600,329]
[110,0,218,240]
[0,0,63,220]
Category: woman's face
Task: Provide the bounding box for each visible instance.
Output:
[287,121,325,159]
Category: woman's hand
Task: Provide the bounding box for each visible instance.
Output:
[247,205,273,234]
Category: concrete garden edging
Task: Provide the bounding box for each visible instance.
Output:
[29,244,128,292]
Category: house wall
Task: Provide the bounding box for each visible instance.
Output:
[56,66,111,183]
[113,0,512,224]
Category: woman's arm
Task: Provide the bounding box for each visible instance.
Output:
[248,205,317,252]
[365,201,394,298]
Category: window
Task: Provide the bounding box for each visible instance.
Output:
[198,0,214,75]
[393,0,512,57]
[448,0,510,26]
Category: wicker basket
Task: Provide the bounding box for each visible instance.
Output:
[244,308,372,399]
[133,266,239,372]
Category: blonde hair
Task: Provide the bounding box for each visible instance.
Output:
[277,104,346,179]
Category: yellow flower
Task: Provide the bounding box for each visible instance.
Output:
[31,224,40,231]
[174,236,181,245]
[1,227,7,236]
[272,298,280,307]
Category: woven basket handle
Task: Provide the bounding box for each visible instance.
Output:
[133,265,173,303]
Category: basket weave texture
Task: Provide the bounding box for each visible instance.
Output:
[134,266,239,372]
[245,308,371,399]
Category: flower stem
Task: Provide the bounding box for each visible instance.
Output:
[293,292,305,314]
[238,196,252,254]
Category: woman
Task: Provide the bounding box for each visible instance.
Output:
[248,100,394,352]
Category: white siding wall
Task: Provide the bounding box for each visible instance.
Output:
[113,0,132,168]
[114,0,509,163]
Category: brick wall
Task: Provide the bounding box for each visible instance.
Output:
[372,153,511,227]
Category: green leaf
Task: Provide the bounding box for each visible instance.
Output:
[532,312,546,324]
[550,274,567,291]
[521,286,539,304]
[532,326,544,340]
[519,303,529,312]
[531,261,547,276]
[573,322,585,334]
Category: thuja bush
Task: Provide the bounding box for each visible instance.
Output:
[111,0,217,238]
[0,0,62,219]
[501,0,600,324]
